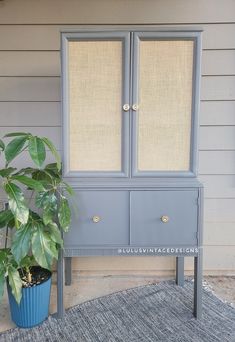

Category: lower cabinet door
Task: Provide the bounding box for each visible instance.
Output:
[130,190,198,246]
[64,191,129,246]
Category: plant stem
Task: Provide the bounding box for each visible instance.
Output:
[27,189,35,206]
[26,266,32,283]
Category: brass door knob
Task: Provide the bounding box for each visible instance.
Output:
[132,104,138,111]
[123,104,130,111]
[161,215,169,223]
[92,216,101,223]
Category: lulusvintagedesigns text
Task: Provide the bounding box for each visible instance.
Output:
[117,247,199,255]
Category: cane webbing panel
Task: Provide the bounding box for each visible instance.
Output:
[68,41,122,171]
[138,40,194,171]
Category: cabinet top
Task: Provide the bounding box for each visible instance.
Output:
[63,177,203,189]
[61,26,203,34]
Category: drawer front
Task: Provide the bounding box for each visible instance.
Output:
[64,191,129,246]
[130,191,198,246]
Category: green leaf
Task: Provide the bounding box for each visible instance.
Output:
[7,218,17,229]
[62,181,74,196]
[5,136,28,164]
[4,132,30,138]
[32,170,53,188]
[42,137,61,171]
[0,167,17,177]
[29,210,41,221]
[19,255,36,269]
[42,205,55,225]
[0,210,14,228]
[45,163,60,173]
[12,175,45,191]
[44,163,61,180]
[11,223,32,264]
[0,139,5,151]
[8,266,22,304]
[4,182,29,225]
[35,192,57,209]
[32,225,56,269]
[0,269,5,302]
[35,192,49,208]
[47,222,63,246]
[43,169,60,180]
[0,248,10,266]
[14,167,36,175]
[48,239,58,259]
[58,197,71,232]
[28,137,46,167]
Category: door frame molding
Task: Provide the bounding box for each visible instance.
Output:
[61,31,131,177]
[131,30,202,178]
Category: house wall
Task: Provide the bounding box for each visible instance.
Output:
[0,0,235,275]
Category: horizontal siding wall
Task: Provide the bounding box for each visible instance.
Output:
[0,0,235,275]
[0,0,235,24]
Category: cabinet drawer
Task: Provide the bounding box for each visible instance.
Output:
[64,191,129,246]
[130,191,198,246]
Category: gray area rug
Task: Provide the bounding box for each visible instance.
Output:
[0,279,235,342]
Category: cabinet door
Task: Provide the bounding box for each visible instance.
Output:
[64,191,129,246]
[62,32,130,177]
[132,32,201,177]
[130,190,198,246]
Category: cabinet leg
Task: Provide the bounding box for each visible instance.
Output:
[176,257,184,286]
[57,247,65,318]
[65,257,72,286]
[194,250,203,319]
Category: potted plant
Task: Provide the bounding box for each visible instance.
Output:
[0,132,72,328]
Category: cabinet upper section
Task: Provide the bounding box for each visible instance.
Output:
[61,29,201,178]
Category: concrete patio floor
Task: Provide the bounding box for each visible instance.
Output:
[0,272,234,333]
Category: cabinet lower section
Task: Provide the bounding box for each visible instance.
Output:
[60,185,203,319]
[64,188,200,251]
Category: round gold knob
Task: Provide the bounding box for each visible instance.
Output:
[132,104,138,111]
[123,104,130,111]
[92,216,101,223]
[161,215,169,223]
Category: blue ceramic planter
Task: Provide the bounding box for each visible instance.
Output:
[7,269,52,328]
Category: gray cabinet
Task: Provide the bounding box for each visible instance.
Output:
[59,27,203,319]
